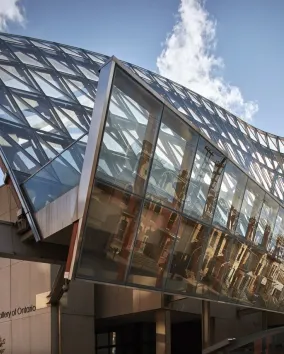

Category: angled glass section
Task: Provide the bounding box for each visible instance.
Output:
[127,200,180,288]
[76,180,143,283]
[96,67,163,195]
[22,134,87,211]
[165,216,209,295]
[235,179,265,239]
[184,137,226,222]
[254,194,279,248]
[213,162,247,232]
[146,107,198,211]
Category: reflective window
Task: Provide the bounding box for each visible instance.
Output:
[146,107,198,210]
[96,67,163,195]
[213,162,247,232]
[165,216,209,294]
[76,180,142,283]
[268,207,284,261]
[218,237,249,303]
[235,179,265,239]
[184,137,226,222]
[127,201,180,288]
[198,229,231,301]
[254,194,279,248]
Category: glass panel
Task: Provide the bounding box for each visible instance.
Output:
[127,201,180,288]
[235,179,265,239]
[254,194,279,248]
[0,66,35,92]
[268,207,284,261]
[184,137,226,222]
[30,71,72,102]
[165,216,209,295]
[22,135,87,211]
[76,180,142,283]
[96,67,163,195]
[146,107,198,211]
[213,162,247,232]
[219,236,248,303]
[198,228,231,302]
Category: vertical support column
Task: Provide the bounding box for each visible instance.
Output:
[156,309,171,354]
[202,300,211,349]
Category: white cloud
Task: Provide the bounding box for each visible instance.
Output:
[157,0,258,121]
[0,0,25,31]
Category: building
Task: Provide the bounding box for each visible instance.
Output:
[0,32,284,353]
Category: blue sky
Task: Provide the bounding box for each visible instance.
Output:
[2,0,284,135]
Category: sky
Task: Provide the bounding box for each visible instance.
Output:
[1,0,284,135]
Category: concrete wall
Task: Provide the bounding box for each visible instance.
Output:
[0,259,52,354]
[59,280,95,354]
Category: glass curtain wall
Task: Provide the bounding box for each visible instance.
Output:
[72,64,284,313]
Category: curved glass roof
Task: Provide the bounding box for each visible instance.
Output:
[0,32,283,203]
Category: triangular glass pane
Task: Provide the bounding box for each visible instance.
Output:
[60,46,82,58]
[13,96,62,134]
[19,93,60,126]
[0,64,31,84]
[268,137,278,151]
[64,80,94,108]
[39,140,57,160]
[279,140,284,153]
[86,53,105,65]
[31,40,56,51]
[54,107,85,139]
[0,88,22,117]
[60,107,89,130]
[77,64,99,81]
[0,105,25,125]
[0,46,16,61]
[46,56,77,75]
[0,67,36,92]
[0,35,23,44]
[257,132,267,147]
[0,136,12,147]
[30,71,73,102]
[14,51,44,68]
[68,78,95,97]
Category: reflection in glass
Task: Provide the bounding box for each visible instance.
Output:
[96,67,163,195]
[146,107,198,210]
[184,138,226,222]
[76,180,142,283]
[235,179,265,239]
[254,194,279,248]
[198,229,231,301]
[213,162,247,232]
[127,201,180,288]
[165,217,209,294]
[268,207,284,261]
[219,237,249,303]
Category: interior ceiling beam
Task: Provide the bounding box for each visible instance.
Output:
[0,221,68,264]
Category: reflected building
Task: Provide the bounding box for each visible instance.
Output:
[1,33,284,353]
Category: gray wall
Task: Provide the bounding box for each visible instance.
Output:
[0,259,52,354]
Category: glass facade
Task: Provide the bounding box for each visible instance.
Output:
[74,63,284,314]
[1,33,284,313]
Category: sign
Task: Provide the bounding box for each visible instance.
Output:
[0,305,36,319]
